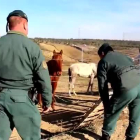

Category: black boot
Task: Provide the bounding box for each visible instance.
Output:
[125,136,134,140]
[100,133,110,140]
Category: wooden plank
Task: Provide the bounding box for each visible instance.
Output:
[73,91,113,130]
[10,91,113,139]
[73,98,102,130]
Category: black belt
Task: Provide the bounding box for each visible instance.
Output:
[116,65,138,76]
[0,87,38,104]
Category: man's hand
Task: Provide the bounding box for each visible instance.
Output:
[42,106,52,113]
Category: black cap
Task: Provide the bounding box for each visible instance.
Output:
[98,43,114,55]
[6,10,28,32]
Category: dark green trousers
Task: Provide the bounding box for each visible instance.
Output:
[0,89,41,140]
[103,84,140,138]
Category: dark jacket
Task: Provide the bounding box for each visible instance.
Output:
[97,51,140,105]
[0,31,52,107]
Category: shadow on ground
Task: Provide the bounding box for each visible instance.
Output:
[41,128,101,140]
[40,92,101,139]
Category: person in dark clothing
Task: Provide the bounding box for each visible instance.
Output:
[0,10,52,140]
[97,43,140,140]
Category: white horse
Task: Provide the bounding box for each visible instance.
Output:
[68,62,97,96]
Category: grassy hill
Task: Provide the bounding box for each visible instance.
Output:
[39,43,99,63]
[32,38,140,49]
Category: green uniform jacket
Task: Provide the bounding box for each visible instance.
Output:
[97,51,140,106]
[0,31,52,107]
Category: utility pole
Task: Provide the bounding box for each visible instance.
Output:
[79,28,83,62]
[81,47,83,62]
[123,32,125,40]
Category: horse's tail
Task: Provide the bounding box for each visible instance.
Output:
[68,68,72,83]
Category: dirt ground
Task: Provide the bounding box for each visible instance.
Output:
[10,44,140,140]
[10,91,140,140]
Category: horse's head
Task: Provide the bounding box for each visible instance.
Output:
[52,50,63,76]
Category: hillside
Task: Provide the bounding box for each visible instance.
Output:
[32,38,140,48]
[39,43,99,63]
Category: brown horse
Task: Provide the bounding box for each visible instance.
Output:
[37,50,63,111]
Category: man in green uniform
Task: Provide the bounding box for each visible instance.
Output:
[97,43,140,140]
[0,10,52,140]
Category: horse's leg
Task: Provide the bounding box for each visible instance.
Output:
[87,79,91,93]
[90,75,95,95]
[68,82,72,96]
[68,68,72,96]
[37,93,43,107]
[87,75,94,95]
[72,76,77,96]
[51,81,58,111]
[68,75,77,96]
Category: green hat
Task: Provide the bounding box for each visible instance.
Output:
[6,10,28,32]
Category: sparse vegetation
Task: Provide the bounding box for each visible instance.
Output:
[31,38,140,49]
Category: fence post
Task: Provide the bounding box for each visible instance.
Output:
[81,47,83,62]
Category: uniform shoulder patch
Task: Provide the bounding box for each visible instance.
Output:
[42,61,47,69]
